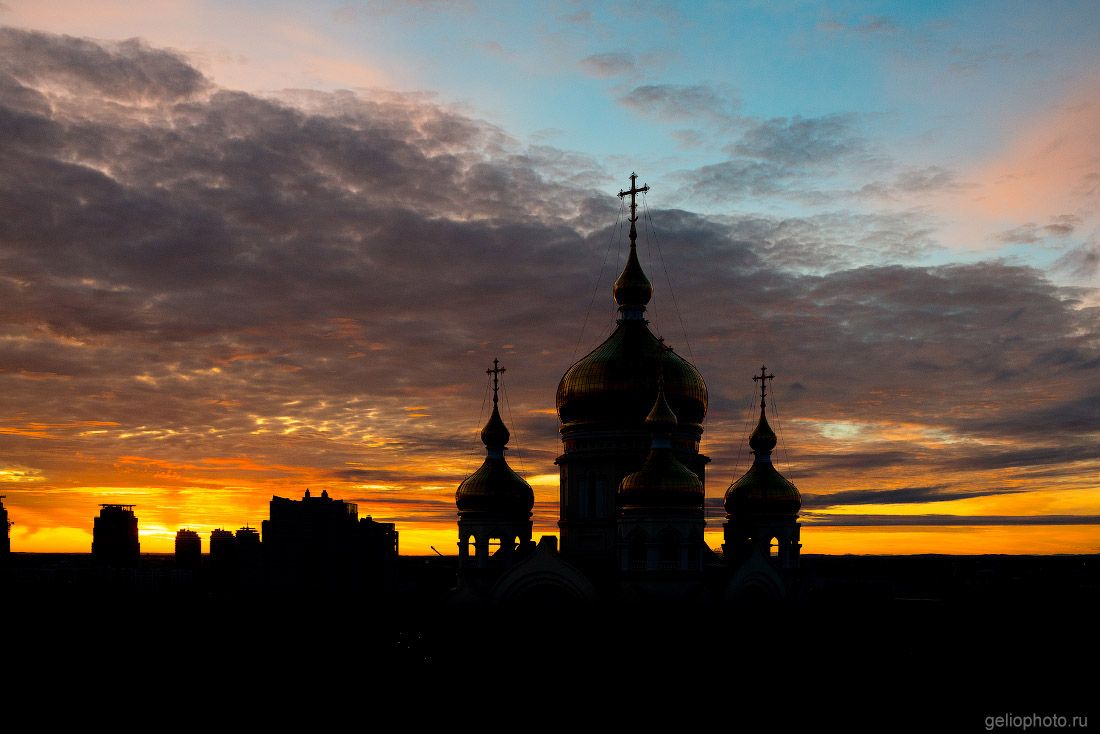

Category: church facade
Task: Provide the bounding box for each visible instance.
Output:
[453,174,801,607]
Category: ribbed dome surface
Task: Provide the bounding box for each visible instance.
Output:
[645,387,678,433]
[456,456,535,515]
[619,449,704,508]
[456,401,533,516]
[724,461,801,516]
[556,323,708,429]
[618,388,703,509]
[725,404,800,516]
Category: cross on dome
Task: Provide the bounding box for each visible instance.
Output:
[753,365,775,408]
[617,172,650,226]
[486,358,506,407]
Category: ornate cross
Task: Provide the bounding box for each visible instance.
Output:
[487,358,506,406]
[753,364,775,407]
[618,172,650,224]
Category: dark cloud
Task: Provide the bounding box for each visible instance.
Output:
[860,165,966,199]
[579,52,635,78]
[1052,238,1100,278]
[678,158,790,199]
[894,166,959,192]
[0,27,207,102]
[667,205,937,269]
[354,496,458,524]
[796,451,924,474]
[676,113,887,208]
[802,485,1020,509]
[1,30,1099,540]
[686,256,1100,490]
[948,444,1100,472]
[732,114,863,166]
[617,83,738,124]
[624,95,916,218]
[998,215,1082,244]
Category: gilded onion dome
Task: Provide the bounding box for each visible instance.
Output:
[618,387,704,508]
[557,328,708,430]
[724,368,801,517]
[456,361,534,516]
[556,188,707,431]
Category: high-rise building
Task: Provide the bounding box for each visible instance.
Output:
[175,529,201,567]
[92,504,139,564]
[209,527,236,586]
[233,526,262,587]
[262,488,398,592]
[235,525,260,547]
[209,528,235,562]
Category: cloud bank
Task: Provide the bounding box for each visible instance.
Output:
[1,27,1098,552]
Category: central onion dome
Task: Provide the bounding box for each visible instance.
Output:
[456,367,534,516]
[556,221,707,431]
[618,387,704,508]
[724,375,801,517]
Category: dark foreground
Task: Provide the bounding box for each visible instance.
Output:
[3,553,1096,725]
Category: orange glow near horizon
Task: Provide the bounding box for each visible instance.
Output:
[4,407,1100,555]
[10,517,1100,556]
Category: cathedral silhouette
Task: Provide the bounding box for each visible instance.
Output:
[452,174,802,608]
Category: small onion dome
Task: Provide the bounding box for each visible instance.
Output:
[618,392,703,509]
[612,243,652,309]
[724,408,800,516]
[456,405,534,516]
[645,386,678,433]
[455,458,534,515]
[481,404,510,450]
[619,452,704,508]
[749,411,778,453]
[556,327,708,429]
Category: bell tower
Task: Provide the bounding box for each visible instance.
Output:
[456,359,534,585]
[723,366,802,570]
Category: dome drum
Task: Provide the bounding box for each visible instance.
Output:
[455,466,534,516]
[559,428,700,456]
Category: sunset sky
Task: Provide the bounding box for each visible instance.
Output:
[1,1,1098,555]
